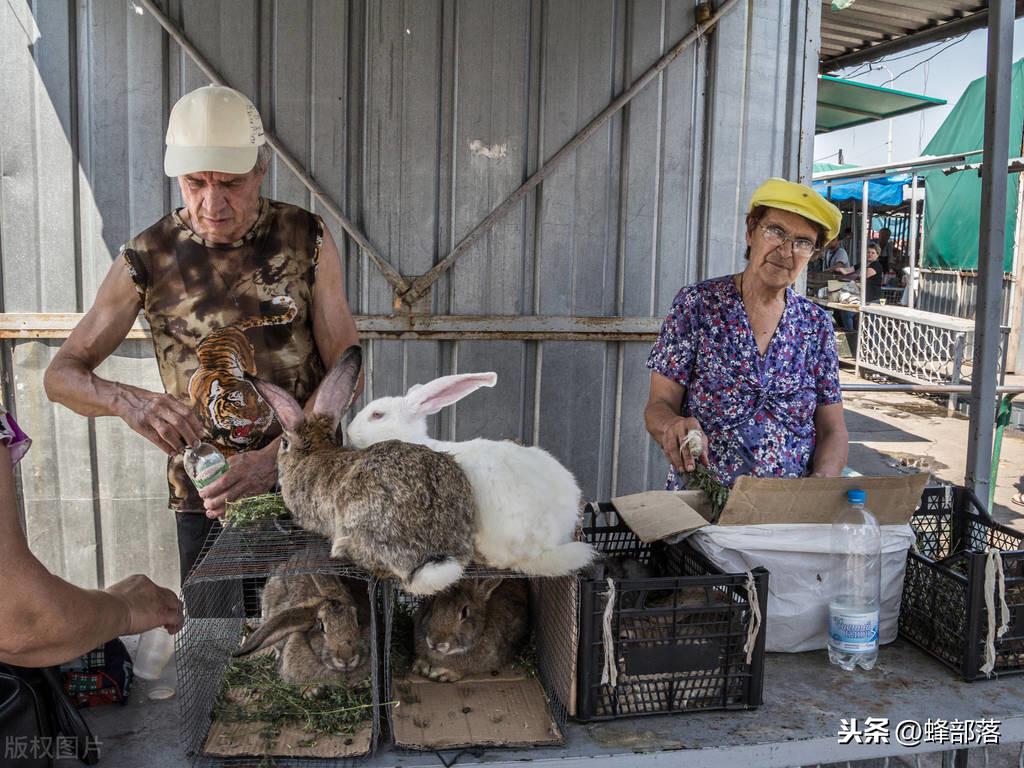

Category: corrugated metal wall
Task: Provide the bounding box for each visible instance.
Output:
[915,269,1014,325]
[1,0,817,589]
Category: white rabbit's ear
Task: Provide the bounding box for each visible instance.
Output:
[252,377,305,434]
[406,372,498,417]
[313,345,363,427]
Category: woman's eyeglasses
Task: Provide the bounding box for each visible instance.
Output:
[758,223,817,257]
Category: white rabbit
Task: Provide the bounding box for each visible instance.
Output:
[346,372,596,576]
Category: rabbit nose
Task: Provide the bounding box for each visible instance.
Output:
[435,641,450,654]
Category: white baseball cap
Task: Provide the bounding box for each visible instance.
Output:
[164,85,266,177]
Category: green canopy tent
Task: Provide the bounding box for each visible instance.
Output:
[816,75,946,134]
[922,59,1024,272]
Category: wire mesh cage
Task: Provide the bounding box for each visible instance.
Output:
[177,518,383,767]
[900,485,1024,680]
[575,502,768,721]
[381,563,572,752]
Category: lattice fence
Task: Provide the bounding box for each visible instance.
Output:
[856,306,1008,411]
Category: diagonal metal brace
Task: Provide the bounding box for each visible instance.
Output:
[396,0,741,307]
[137,0,410,297]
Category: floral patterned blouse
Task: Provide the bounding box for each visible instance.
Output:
[646,276,842,489]
[0,405,30,466]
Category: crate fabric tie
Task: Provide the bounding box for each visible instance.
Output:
[980,547,1010,678]
[742,571,762,665]
[600,577,618,688]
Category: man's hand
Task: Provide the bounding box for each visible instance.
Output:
[116,387,202,455]
[198,443,280,519]
[659,416,709,474]
[105,574,184,635]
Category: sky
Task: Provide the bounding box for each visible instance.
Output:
[814,18,1024,168]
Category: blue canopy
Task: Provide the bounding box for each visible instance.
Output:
[812,170,910,208]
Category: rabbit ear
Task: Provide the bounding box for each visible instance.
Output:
[406,372,498,417]
[312,345,363,426]
[251,377,305,435]
[310,573,339,597]
[477,577,504,601]
[233,606,316,657]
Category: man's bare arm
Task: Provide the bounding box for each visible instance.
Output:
[44,257,201,454]
[310,226,362,399]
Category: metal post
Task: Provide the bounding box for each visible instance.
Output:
[861,180,869,303]
[908,175,919,309]
[966,0,1015,505]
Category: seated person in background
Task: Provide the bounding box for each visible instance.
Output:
[834,241,883,304]
[820,237,850,273]
[0,406,182,667]
[877,227,894,273]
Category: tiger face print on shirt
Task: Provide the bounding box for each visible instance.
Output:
[187,295,298,452]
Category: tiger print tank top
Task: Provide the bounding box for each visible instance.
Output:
[122,198,326,512]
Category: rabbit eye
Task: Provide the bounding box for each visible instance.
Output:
[280,435,290,451]
[370,411,384,420]
[315,619,325,632]
[460,606,471,621]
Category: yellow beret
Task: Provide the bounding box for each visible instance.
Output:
[749,177,842,242]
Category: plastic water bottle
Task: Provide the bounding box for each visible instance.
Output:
[828,489,881,671]
[183,441,228,491]
[134,627,175,681]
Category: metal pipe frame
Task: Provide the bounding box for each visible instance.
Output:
[965,0,1015,506]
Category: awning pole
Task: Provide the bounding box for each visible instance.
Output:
[966,0,1015,506]
[907,175,919,309]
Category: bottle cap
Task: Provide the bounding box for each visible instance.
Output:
[847,489,866,504]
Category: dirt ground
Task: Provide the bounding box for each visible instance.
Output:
[841,371,1024,532]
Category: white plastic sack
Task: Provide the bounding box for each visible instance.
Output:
[688,524,915,653]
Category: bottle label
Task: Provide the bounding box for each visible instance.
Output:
[189,455,228,490]
[829,610,879,654]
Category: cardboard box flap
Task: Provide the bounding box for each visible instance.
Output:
[610,475,929,542]
[720,474,929,526]
[609,490,710,544]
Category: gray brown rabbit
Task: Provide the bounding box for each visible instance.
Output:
[251,346,477,595]
[234,557,371,697]
[412,578,529,682]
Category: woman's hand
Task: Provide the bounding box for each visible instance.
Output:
[198,442,280,519]
[659,416,709,474]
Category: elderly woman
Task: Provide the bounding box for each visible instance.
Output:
[644,178,849,489]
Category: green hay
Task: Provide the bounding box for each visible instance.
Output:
[225,493,289,523]
[212,653,374,739]
[687,465,729,525]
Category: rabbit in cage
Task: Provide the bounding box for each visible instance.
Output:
[250,346,476,595]
[345,372,596,577]
[234,561,371,697]
[412,578,530,682]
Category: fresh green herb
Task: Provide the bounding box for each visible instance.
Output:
[211,653,374,739]
[225,493,289,523]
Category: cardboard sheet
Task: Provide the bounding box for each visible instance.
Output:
[612,475,929,543]
[204,710,372,758]
[391,668,563,750]
[609,491,710,543]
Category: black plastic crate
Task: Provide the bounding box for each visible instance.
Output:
[900,485,1024,680]
[576,502,768,721]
